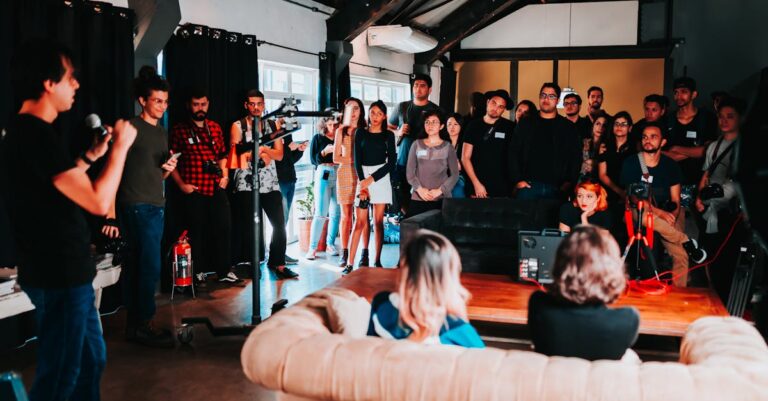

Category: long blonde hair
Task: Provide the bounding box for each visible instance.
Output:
[398,230,470,342]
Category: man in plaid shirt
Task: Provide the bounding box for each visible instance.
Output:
[170,91,240,284]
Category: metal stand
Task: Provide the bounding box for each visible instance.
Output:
[727,242,760,317]
[622,200,661,281]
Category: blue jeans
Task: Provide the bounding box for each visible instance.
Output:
[516,181,559,200]
[279,181,296,228]
[309,165,341,250]
[23,283,106,401]
[118,203,164,325]
[452,175,467,198]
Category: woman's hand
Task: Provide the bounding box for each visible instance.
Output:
[416,187,433,201]
[360,176,374,190]
[472,182,488,198]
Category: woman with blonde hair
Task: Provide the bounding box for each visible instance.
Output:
[528,225,639,360]
[367,229,484,347]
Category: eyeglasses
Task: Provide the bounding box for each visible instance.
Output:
[424,120,441,126]
[614,122,630,127]
[563,101,579,107]
[539,93,558,100]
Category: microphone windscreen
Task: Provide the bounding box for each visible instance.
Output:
[85,114,102,129]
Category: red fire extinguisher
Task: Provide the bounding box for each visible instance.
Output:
[172,231,194,298]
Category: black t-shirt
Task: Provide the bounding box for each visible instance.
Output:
[619,153,682,207]
[389,101,441,167]
[464,117,516,197]
[596,140,636,201]
[274,134,305,183]
[310,133,334,165]
[509,115,581,187]
[119,117,169,206]
[0,114,95,288]
[528,291,639,361]
[667,109,718,184]
[354,129,396,181]
[559,203,612,231]
[571,116,592,140]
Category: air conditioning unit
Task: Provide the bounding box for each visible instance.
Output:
[366,25,438,54]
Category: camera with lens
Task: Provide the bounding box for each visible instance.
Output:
[203,160,223,177]
[699,183,725,201]
[628,181,651,200]
[355,195,370,209]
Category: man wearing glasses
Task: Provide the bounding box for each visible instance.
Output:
[462,89,516,198]
[563,93,592,139]
[509,83,581,200]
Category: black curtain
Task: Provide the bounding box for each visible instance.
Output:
[164,24,259,140]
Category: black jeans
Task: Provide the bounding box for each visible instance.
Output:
[231,190,286,267]
[182,189,232,277]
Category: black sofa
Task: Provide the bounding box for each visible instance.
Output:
[400,198,561,275]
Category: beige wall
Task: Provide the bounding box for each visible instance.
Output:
[556,58,665,121]
[455,61,511,118]
[517,61,554,107]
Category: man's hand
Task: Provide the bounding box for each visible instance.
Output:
[695,197,706,213]
[360,176,375,190]
[655,209,677,226]
[180,183,198,194]
[111,119,137,152]
[516,181,531,190]
[101,217,120,239]
[472,182,488,198]
[161,152,178,173]
[398,123,410,138]
[288,141,308,151]
[88,126,112,160]
[219,176,229,189]
[416,187,433,201]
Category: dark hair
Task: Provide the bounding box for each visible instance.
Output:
[419,110,449,141]
[412,73,432,88]
[540,82,562,98]
[643,94,668,109]
[673,76,697,92]
[342,97,366,133]
[469,92,486,119]
[245,89,264,101]
[612,110,633,127]
[564,93,582,105]
[587,86,603,97]
[11,40,73,102]
[133,65,169,100]
[187,87,209,102]
[447,112,464,127]
[516,99,537,116]
[368,100,388,132]
[718,97,747,115]
[643,121,667,139]
[710,91,728,100]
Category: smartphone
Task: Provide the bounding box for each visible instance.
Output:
[168,152,182,161]
[296,140,309,146]
[342,102,354,127]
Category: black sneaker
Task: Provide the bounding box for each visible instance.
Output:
[284,255,299,265]
[342,265,353,275]
[273,266,299,279]
[374,261,383,268]
[338,249,348,267]
[360,249,369,267]
[131,320,175,348]
[683,239,708,264]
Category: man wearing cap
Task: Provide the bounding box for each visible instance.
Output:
[664,77,718,210]
[389,73,441,215]
[509,82,581,200]
[461,89,516,198]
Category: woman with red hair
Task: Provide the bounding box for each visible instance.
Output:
[558,180,612,232]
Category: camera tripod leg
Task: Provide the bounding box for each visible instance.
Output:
[640,237,661,281]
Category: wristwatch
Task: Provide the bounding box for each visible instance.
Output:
[80,151,95,165]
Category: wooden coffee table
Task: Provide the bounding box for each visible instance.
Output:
[332,268,729,337]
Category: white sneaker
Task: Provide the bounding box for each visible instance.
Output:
[325,244,339,256]
[305,250,317,260]
[218,272,242,283]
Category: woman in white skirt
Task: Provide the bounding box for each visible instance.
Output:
[345,100,396,274]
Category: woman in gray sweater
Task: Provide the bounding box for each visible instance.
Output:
[405,110,459,218]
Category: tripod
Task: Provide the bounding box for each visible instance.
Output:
[622,200,661,281]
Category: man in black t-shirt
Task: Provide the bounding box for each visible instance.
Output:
[509,83,581,200]
[620,123,706,287]
[461,89,516,198]
[0,41,136,400]
[562,93,592,139]
[586,86,608,123]
[388,73,441,213]
[664,77,718,206]
[630,94,669,147]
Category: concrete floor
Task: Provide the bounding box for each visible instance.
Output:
[3,241,401,401]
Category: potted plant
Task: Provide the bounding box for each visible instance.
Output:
[295,186,328,252]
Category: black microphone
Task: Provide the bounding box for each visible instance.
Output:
[85,114,109,140]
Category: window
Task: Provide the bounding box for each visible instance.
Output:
[350,76,411,115]
[258,61,319,242]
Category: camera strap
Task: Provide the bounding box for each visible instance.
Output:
[637,153,651,180]
[706,137,736,177]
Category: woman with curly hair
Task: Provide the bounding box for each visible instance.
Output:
[558,180,612,233]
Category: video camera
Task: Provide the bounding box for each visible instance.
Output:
[627,181,651,201]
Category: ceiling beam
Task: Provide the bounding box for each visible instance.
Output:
[326,0,401,41]
[451,44,670,62]
[415,0,534,65]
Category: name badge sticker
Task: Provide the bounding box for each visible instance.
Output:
[641,175,654,184]
[416,149,428,157]
[188,137,195,144]
[686,131,697,139]
[494,132,506,139]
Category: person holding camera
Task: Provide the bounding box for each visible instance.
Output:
[695,97,743,234]
[620,123,707,287]
[345,100,396,274]
[2,40,137,399]
[170,91,238,284]
[229,90,297,279]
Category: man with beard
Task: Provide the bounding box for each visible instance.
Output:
[170,91,238,284]
[461,89,516,198]
[630,94,669,146]
[509,83,581,200]
[586,86,607,123]
[562,93,592,139]
[388,73,441,214]
[664,77,718,209]
[620,123,707,287]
